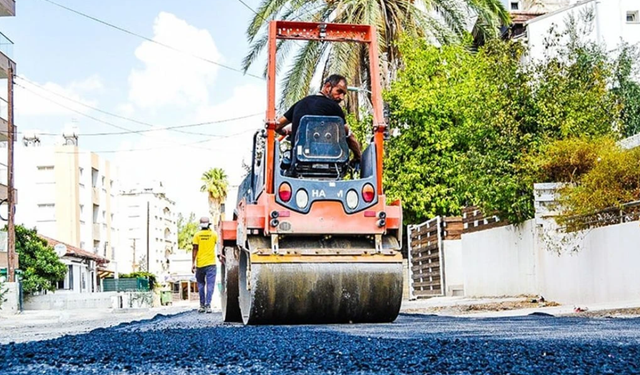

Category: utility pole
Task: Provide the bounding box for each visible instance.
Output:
[131,238,136,271]
[146,200,150,273]
[7,66,15,282]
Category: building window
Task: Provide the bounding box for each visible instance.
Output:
[36,165,55,184]
[91,168,99,188]
[628,11,639,23]
[510,1,519,10]
[37,203,55,221]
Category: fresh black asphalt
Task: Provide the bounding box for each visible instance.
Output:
[2,312,639,374]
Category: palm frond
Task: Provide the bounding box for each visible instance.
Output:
[280,41,327,110]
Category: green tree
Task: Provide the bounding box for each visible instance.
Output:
[384,31,621,224]
[612,44,640,137]
[200,168,229,227]
[243,0,509,110]
[15,225,67,294]
[177,212,199,251]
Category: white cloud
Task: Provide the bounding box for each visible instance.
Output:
[114,83,265,217]
[14,75,101,117]
[115,13,267,217]
[116,103,135,117]
[69,75,104,92]
[128,12,222,109]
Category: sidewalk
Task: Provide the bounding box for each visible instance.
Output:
[0,300,199,344]
[400,296,640,318]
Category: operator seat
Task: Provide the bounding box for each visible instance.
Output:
[287,115,350,178]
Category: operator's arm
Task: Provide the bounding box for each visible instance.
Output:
[191,244,198,273]
[345,124,362,161]
[275,116,291,136]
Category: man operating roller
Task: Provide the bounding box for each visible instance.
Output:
[275,74,362,163]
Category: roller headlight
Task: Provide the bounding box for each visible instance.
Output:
[346,190,359,209]
[295,189,309,209]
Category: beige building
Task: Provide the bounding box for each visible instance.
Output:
[0,0,16,277]
[118,181,177,282]
[13,134,119,268]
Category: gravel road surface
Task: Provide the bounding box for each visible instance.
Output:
[2,311,639,374]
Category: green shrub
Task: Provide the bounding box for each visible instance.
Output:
[535,136,617,183]
[561,145,640,216]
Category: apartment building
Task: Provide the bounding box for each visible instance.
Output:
[502,0,575,13]
[13,132,119,267]
[526,0,640,58]
[0,0,16,280]
[118,181,177,282]
[501,0,580,38]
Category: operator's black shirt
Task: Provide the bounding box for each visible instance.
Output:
[283,94,345,142]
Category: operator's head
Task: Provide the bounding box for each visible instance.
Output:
[321,74,347,103]
[199,216,211,229]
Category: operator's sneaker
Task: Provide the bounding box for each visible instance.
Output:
[197,306,205,313]
[205,306,212,314]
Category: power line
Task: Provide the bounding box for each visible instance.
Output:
[40,0,265,80]
[15,81,262,136]
[54,138,211,154]
[16,82,231,152]
[16,82,147,135]
[236,0,261,16]
[51,128,257,154]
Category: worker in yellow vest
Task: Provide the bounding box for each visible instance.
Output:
[192,217,220,313]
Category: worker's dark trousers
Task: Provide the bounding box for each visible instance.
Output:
[195,265,217,307]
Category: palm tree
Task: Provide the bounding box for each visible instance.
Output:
[200,168,229,228]
[243,0,509,110]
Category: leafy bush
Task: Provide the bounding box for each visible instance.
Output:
[15,225,67,294]
[535,137,616,183]
[560,145,640,216]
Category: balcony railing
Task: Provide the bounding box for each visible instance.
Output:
[0,31,13,60]
[0,161,6,186]
[0,0,16,18]
[0,97,7,121]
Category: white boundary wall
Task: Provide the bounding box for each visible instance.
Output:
[442,240,464,296]
[461,220,538,297]
[454,219,640,305]
[0,282,20,315]
[23,291,155,310]
[537,221,640,304]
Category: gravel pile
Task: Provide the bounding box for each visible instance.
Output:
[1,312,639,374]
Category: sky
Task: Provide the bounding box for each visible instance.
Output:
[1,0,271,219]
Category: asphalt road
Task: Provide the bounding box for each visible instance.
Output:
[1,312,639,374]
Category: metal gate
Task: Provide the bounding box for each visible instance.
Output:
[407,217,444,299]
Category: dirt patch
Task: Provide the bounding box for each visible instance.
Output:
[403,299,560,315]
[449,300,559,314]
[559,307,640,318]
